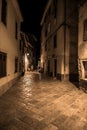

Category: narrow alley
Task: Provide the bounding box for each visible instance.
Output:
[0,72,87,130]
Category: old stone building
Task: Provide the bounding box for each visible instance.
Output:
[20,32,36,72]
[40,0,78,82]
[0,0,23,95]
[78,0,87,89]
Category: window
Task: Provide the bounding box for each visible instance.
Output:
[44,14,47,23]
[52,0,57,18]
[45,23,51,36]
[15,57,18,73]
[53,34,57,48]
[19,62,21,72]
[83,61,87,78]
[1,0,7,25]
[48,7,51,16]
[20,40,21,50]
[83,19,87,41]
[0,52,7,78]
[45,27,48,36]
[48,23,51,34]
[47,39,50,51]
[15,22,18,39]
[45,43,47,51]
[54,0,57,18]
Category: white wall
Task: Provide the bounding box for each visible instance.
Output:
[0,0,22,89]
[78,2,87,59]
[0,0,2,21]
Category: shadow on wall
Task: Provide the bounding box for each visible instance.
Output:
[78,43,87,91]
[68,27,79,88]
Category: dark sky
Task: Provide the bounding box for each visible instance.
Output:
[17,0,47,39]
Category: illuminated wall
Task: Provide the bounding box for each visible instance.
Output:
[40,0,78,81]
[78,1,87,89]
[0,0,23,96]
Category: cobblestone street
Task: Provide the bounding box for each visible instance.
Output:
[0,72,87,130]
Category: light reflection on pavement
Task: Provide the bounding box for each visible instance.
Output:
[0,72,87,130]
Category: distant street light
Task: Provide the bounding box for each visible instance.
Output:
[27,53,29,56]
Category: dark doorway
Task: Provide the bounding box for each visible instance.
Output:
[65,0,79,87]
[54,59,57,77]
[47,60,50,75]
[69,26,79,86]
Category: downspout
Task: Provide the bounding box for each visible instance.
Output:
[64,0,66,80]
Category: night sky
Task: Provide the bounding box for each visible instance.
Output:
[17,0,47,39]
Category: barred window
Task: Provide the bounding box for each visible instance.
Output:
[0,52,7,78]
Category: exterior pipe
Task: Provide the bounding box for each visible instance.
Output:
[64,0,66,80]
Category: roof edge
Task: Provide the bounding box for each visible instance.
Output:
[11,0,23,22]
[40,0,52,26]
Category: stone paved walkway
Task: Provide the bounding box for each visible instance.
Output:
[0,72,87,130]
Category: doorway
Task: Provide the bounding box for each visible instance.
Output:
[47,60,50,75]
[54,59,57,77]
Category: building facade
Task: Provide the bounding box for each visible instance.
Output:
[78,0,87,89]
[40,0,78,81]
[20,32,35,72]
[0,0,23,95]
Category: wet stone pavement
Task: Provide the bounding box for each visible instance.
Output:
[0,72,87,130]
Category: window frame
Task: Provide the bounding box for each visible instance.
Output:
[0,51,7,78]
[53,34,57,48]
[45,43,47,51]
[15,22,18,39]
[1,0,7,25]
[83,19,87,41]
[14,57,18,73]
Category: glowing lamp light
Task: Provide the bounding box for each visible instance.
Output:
[25,54,28,63]
[27,53,29,56]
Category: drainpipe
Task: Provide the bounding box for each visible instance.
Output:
[64,0,66,81]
